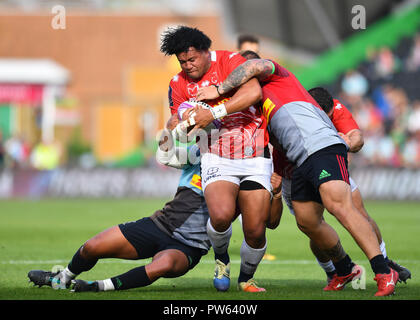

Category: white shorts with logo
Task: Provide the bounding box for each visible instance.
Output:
[282,176,359,216]
[201,152,273,192]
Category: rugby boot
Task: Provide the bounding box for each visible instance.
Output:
[28,270,59,288]
[387,260,411,283]
[70,279,99,292]
[374,268,398,296]
[323,264,362,291]
[213,259,230,292]
[238,279,266,292]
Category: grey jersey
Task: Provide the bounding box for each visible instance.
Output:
[268,101,347,167]
[150,163,210,251]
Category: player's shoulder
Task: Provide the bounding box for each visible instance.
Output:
[333,99,351,115]
[212,50,245,64]
[169,71,186,85]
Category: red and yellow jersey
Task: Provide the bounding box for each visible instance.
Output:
[272,147,294,180]
[330,99,360,134]
[260,60,322,123]
[168,50,269,159]
[272,99,360,179]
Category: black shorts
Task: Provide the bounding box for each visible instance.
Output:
[119,217,206,270]
[291,144,350,204]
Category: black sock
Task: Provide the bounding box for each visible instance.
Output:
[333,255,354,276]
[67,247,98,275]
[111,266,152,290]
[370,254,390,274]
[238,270,253,283]
[215,252,230,265]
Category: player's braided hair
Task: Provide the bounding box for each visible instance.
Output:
[160,26,212,56]
[308,87,334,114]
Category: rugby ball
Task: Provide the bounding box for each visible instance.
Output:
[174,100,221,143]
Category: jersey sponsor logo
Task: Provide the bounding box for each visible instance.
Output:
[207,167,219,175]
[187,82,199,97]
[190,174,202,190]
[262,98,276,121]
[210,72,219,84]
[335,103,342,110]
[204,167,221,184]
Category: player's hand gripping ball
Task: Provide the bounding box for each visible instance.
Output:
[174,101,221,143]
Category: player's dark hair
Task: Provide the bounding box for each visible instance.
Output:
[308,87,334,114]
[237,34,259,49]
[160,26,212,56]
[240,50,261,60]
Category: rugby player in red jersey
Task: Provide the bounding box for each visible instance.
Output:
[194,51,398,296]
[160,26,272,292]
[307,87,411,284]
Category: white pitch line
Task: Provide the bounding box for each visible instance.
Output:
[2,259,419,265]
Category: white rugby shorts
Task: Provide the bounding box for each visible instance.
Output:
[201,152,272,192]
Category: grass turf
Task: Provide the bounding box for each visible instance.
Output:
[0,198,419,300]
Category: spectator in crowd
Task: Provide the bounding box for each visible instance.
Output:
[4,135,31,169]
[0,130,4,168]
[237,34,260,53]
[341,69,369,101]
[406,33,420,71]
[374,46,400,79]
[30,140,61,170]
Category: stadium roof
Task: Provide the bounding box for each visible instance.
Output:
[0,58,70,85]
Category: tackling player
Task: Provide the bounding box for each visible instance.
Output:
[160,26,272,292]
[194,51,398,296]
[28,115,210,292]
[306,87,411,284]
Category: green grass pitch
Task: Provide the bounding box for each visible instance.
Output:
[0,198,419,300]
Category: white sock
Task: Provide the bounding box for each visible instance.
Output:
[97,278,115,291]
[380,240,387,259]
[239,239,267,276]
[206,219,232,255]
[316,259,336,273]
[59,267,76,285]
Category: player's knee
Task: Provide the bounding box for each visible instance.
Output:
[80,240,101,260]
[210,209,233,231]
[243,225,265,248]
[156,255,186,278]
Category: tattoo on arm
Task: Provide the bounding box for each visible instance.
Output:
[219,60,273,94]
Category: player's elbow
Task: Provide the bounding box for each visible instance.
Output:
[350,131,364,153]
[267,206,282,229]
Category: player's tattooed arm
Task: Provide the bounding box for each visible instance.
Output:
[218,59,274,95]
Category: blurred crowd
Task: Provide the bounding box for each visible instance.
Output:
[330,32,420,169]
[0,132,61,171]
[1,31,419,171]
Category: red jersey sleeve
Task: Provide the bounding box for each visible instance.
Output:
[218,51,246,76]
[331,99,360,134]
[168,75,188,115]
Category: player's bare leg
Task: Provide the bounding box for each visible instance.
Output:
[319,180,382,260]
[351,188,383,243]
[293,200,361,290]
[204,180,239,291]
[351,188,411,283]
[28,226,138,289]
[80,226,139,260]
[237,188,271,292]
